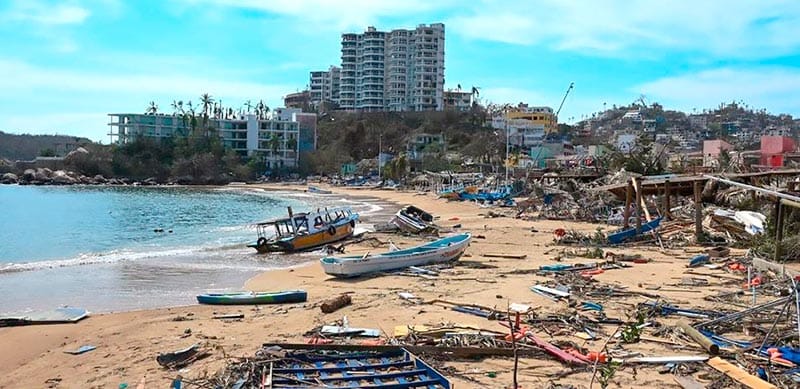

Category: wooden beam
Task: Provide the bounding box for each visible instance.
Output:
[664,180,672,220]
[775,202,784,261]
[677,320,719,355]
[707,357,777,389]
[694,181,703,243]
[634,178,643,233]
[624,180,633,229]
[632,177,652,221]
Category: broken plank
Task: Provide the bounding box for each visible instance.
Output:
[483,253,527,259]
[530,285,571,298]
[707,357,777,389]
[623,355,709,364]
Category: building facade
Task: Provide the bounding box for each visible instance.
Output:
[108,109,316,170]
[443,90,472,111]
[309,66,341,109]
[337,23,445,112]
[491,105,558,149]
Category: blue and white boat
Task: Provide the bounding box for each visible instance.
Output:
[320,233,472,277]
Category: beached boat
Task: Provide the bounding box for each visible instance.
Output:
[307,186,332,194]
[607,217,662,244]
[248,207,358,253]
[390,205,437,233]
[196,290,307,305]
[320,233,471,277]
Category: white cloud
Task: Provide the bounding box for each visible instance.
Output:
[0,59,293,100]
[3,1,90,25]
[635,67,800,115]
[448,0,800,59]
[178,0,452,30]
[0,59,295,141]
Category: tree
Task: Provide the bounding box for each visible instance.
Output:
[200,93,214,116]
[39,148,56,157]
[146,101,158,115]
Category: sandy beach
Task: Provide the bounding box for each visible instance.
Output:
[0,184,753,388]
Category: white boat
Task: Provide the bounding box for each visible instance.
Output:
[390,205,437,233]
[308,186,333,194]
[320,233,471,277]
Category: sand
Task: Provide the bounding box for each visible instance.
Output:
[0,185,744,388]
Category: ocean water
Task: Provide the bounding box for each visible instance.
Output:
[0,185,382,315]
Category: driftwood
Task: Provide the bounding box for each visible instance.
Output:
[320,294,352,314]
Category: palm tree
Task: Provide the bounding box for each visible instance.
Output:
[268,134,281,155]
[244,100,253,114]
[171,100,180,115]
[146,101,158,115]
[200,93,214,117]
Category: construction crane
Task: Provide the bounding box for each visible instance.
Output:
[555,82,574,118]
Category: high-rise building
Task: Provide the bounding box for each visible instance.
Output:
[336,23,445,112]
[309,66,341,109]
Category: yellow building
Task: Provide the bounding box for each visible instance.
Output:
[505,106,558,134]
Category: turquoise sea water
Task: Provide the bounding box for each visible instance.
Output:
[0,185,382,314]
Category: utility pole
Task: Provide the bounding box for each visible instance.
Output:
[505,121,510,183]
[378,134,382,182]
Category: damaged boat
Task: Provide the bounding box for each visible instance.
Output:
[320,233,471,277]
[390,205,437,233]
[248,207,358,253]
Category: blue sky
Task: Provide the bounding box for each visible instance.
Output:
[1,0,799,142]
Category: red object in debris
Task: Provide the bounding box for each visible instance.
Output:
[728,262,746,272]
[580,269,605,278]
[743,275,762,289]
[360,339,386,346]
[554,228,566,238]
[586,351,607,363]
[633,258,650,264]
[448,217,460,221]
[306,337,332,345]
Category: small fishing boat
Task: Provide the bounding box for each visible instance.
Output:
[196,290,308,305]
[307,186,332,194]
[248,207,358,253]
[607,217,662,244]
[390,205,437,233]
[320,233,471,277]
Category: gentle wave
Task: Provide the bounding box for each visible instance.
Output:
[0,246,206,274]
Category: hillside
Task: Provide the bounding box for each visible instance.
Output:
[0,131,93,161]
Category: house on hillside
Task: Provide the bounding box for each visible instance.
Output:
[702,139,733,168]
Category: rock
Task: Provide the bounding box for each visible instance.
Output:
[0,173,18,184]
[142,177,158,186]
[64,147,89,163]
[33,168,50,183]
[51,170,77,185]
[22,169,36,182]
[173,175,194,185]
[93,174,108,184]
[79,175,93,184]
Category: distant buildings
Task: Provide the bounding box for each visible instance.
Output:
[443,89,472,111]
[491,105,558,149]
[308,23,446,112]
[107,109,316,170]
[308,66,341,109]
[283,90,311,110]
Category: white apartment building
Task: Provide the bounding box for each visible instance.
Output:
[309,66,341,108]
[108,111,310,169]
[337,23,445,112]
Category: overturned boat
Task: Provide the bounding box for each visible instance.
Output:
[196,290,307,305]
[248,207,358,253]
[390,205,437,233]
[320,233,471,277]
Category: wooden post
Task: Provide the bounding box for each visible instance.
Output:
[677,320,719,355]
[775,202,784,261]
[694,181,703,243]
[624,180,633,229]
[634,178,642,233]
[664,180,671,220]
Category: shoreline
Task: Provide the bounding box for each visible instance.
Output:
[0,183,737,388]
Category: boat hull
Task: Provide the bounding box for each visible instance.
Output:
[320,233,471,277]
[250,221,355,253]
[196,290,308,305]
[607,217,662,244]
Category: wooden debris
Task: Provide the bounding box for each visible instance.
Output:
[707,357,777,389]
[677,320,719,355]
[484,253,527,259]
[320,294,352,314]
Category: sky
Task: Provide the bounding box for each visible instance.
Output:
[1,0,799,142]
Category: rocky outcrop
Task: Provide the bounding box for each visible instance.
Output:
[50,170,77,185]
[0,172,18,184]
[93,174,108,184]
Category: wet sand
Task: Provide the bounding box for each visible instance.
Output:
[0,184,744,388]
